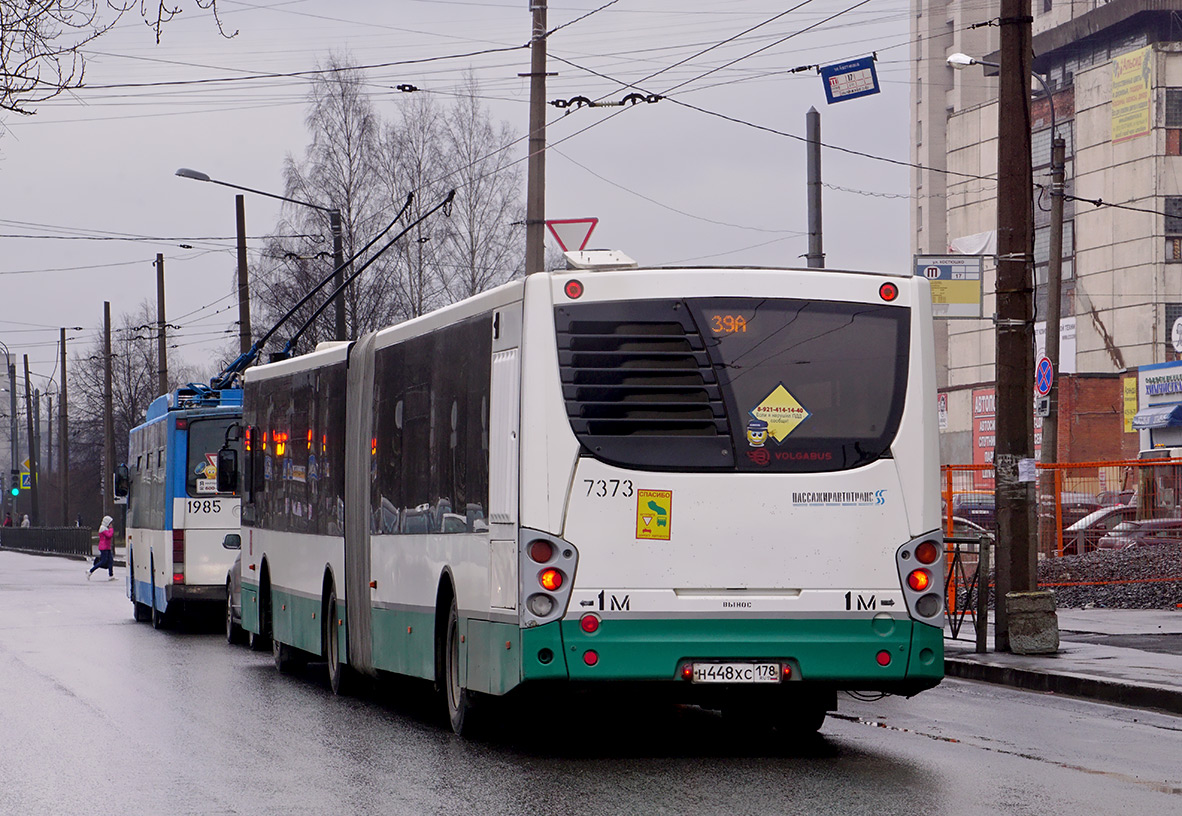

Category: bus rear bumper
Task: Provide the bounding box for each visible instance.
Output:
[520,616,943,695]
[165,583,226,605]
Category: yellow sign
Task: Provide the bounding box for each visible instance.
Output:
[636,490,672,540]
[1112,45,1152,144]
[750,384,810,442]
[1123,376,1138,433]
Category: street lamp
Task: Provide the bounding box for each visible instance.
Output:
[0,342,18,517]
[949,45,1066,652]
[175,168,348,342]
[948,53,1067,468]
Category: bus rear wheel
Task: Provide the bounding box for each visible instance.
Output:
[324,588,353,695]
[150,572,167,630]
[225,582,245,645]
[444,597,476,735]
[130,559,150,622]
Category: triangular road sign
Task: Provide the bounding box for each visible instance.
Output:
[546,218,598,252]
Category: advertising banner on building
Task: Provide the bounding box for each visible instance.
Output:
[971,387,1043,489]
[1111,45,1153,144]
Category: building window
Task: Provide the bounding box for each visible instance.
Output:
[1166,197,1182,261]
[1043,0,1052,13]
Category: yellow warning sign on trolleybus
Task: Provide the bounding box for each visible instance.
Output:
[636,490,672,540]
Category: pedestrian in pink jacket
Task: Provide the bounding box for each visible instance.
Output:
[87,515,115,581]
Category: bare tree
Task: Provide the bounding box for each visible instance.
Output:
[375,90,452,320]
[68,300,198,523]
[252,54,404,351]
[0,1,234,115]
[437,71,525,300]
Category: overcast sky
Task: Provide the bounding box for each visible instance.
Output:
[0,0,912,389]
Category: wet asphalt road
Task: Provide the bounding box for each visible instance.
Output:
[1,549,1180,815]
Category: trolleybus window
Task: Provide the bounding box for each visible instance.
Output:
[186,418,239,497]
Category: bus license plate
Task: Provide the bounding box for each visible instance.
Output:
[692,662,780,684]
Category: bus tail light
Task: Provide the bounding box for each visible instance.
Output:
[539,568,563,592]
[876,650,892,666]
[518,530,578,628]
[914,541,940,565]
[528,539,554,563]
[907,569,931,592]
[897,535,946,624]
[172,529,185,584]
[580,613,599,633]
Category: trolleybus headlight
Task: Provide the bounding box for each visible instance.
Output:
[907,568,932,592]
[914,540,940,565]
[527,594,555,617]
[915,593,942,618]
[539,568,563,592]
[528,539,554,563]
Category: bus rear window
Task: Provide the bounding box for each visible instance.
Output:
[186,418,237,497]
[554,297,909,472]
[688,297,908,472]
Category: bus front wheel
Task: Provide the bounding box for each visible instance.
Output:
[444,597,476,735]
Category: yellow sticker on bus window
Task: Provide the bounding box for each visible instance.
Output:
[750,384,811,443]
[636,490,672,540]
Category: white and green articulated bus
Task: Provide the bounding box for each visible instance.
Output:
[230,255,944,735]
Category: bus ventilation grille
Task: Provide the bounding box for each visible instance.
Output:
[554,300,733,470]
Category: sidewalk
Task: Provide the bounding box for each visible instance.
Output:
[944,608,1182,716]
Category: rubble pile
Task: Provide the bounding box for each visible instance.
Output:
[1038,544,1182,609]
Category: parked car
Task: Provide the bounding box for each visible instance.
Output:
[1095,518,1182,550]
[1057,491,1102,529]
[950,491,995,531]
[1097,489,1135,507]
[1062,504,1138,555]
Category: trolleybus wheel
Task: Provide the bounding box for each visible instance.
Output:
[225,582,245,645]
[444,597,476,735]
[130,559,150,622]
[324,588,353,695]
[150,572,166,630]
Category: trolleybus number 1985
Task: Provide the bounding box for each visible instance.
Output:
[692,662,780,684]
[186,499,223,515]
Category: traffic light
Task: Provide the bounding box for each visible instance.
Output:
[8,470,18,498]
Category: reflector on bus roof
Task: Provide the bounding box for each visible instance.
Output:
[563,249,638,270]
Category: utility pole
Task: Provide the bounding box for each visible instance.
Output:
[103,302,115,522]
[329,209,346,340]
[23,355,39,526]
[806,107,825,269]
[60,328,69,527]
[993,0,1036,652]
[156,254,168,394]
[524,0,548,275]
[235,195,253,355]
[1040,136,1066,466]
[46,393,52,474]
[6,359,17,518]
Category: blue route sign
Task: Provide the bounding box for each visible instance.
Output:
[819,57,880,104]
[1035,355,1054,396]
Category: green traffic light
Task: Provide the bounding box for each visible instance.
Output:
[8,487,17,498]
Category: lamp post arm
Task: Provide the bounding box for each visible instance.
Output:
[205,176,333,214]
[1031,70,1057,144]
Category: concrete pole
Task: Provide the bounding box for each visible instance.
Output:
[806,107,825,268]
[156,254,168,394]
[993,0,1036,652]
[23,355,39,526]
[7,360,17,517]
[525,0,548,275]
[60,328,69,527]
[103,302,114,522]
[330,208,347,341]
[235,195,253,355]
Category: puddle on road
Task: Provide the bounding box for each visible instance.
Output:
[832,712,1182,795]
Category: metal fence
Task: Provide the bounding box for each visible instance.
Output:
[0,527,93,557]
[942,459,1182,557]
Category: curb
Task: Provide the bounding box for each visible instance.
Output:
[945,655,1182,716]
[0,547,126,568]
